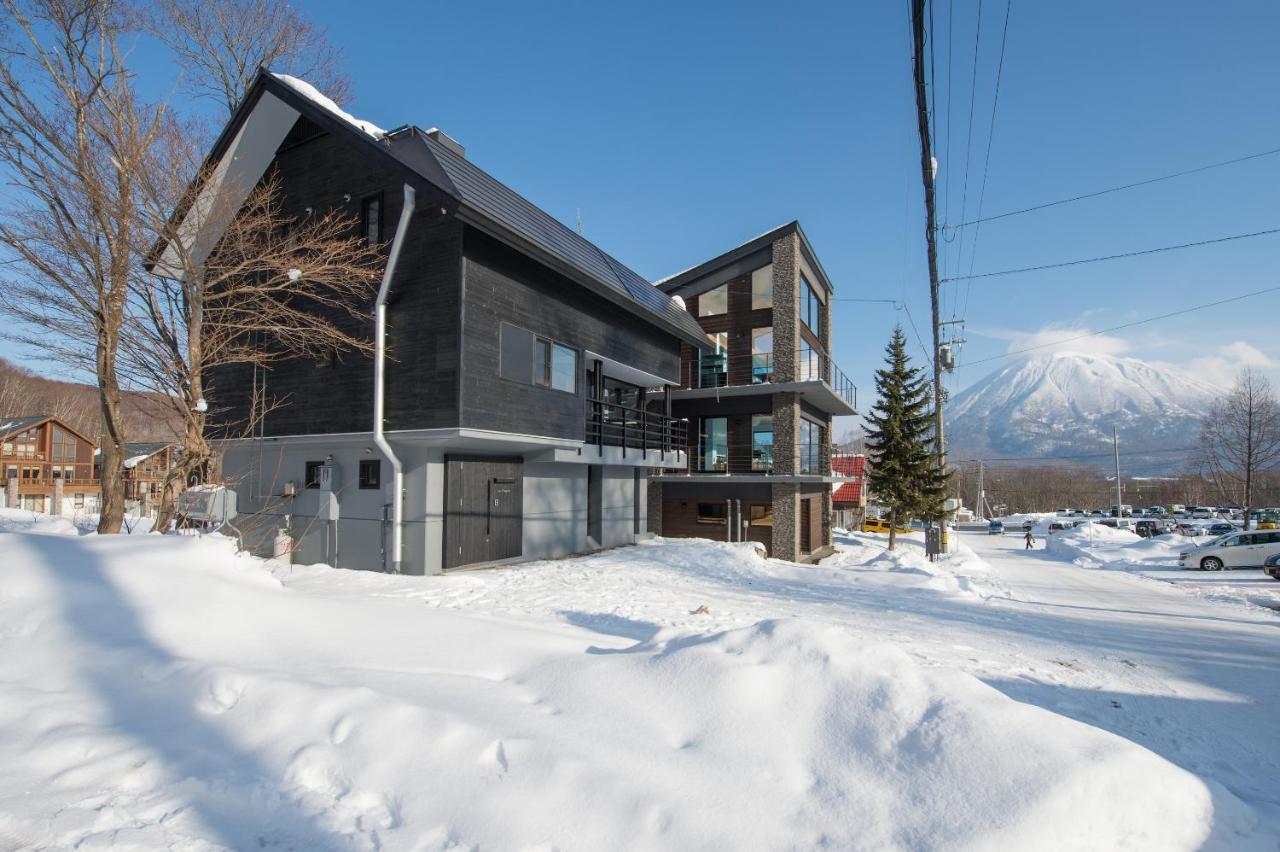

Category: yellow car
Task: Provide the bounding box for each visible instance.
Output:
[863,517,914,534]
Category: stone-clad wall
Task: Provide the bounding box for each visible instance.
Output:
[772,482,799,560]
[647,479,663,535]
[771,233,798,383]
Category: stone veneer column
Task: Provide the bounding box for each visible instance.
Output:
[772,483,799,561]
[770,233,799,383]
[647,479,663,535]
[822,490,833,549]
[52,478,64,516]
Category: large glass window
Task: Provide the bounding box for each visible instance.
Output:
[698,284,727,316]
[500,322,578,394]
[699,417,728,472]
[799,419,824,474]
[699,331,727,388]
[751,415,773,472]
[52,427,76,462]
[800,274,823,333]
[751,265,773,310]
[798,344,823,382]
[751,327,773,384]
[697,503,727,525]
[551,344,577,393]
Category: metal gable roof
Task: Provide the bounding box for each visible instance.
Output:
[0,415,46,438]
[408,133,709,346]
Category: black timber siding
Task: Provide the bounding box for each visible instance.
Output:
[205,119,462,437]
[459,228,680,441]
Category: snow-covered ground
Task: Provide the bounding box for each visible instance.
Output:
[0,510,1276,850]
[1043,523,1280,614]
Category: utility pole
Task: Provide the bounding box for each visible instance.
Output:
[1113,425,1123,515]
[910,0,947,550]
[977,462,985,523]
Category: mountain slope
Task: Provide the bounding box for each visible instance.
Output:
[947,352,1218,463]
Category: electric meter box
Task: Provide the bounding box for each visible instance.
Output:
[177,486,238,523]
[317,464,339,492]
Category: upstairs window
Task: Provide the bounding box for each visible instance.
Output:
[698,284,727,317]
[52,427,76,462]
[361,193,383,245]
[799,418,824,474]
[801,274,823,334]
[500,322,578,394]
[751,265,773,310]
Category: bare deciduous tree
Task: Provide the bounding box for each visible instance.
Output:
[1195,368,1280,529]
[0,0,169,533]
[128,161,384,531]
[141,0,353,115]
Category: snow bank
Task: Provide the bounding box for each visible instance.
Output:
[0,530,1252,850]
[0,506,82,536]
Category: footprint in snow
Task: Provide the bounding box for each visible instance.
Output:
[330,715,354,746]
[478,739,508,773]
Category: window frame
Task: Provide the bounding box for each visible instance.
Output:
[798,417,825,475]
[361,192,383,246]
[751,264,773,310]
[800,274,823,334]
[697,283,728,317]
[699,416,728,472]
[358,459,381,490]
[696,502,727,525]
[499,321,579,396]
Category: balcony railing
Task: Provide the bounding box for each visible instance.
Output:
[1,477,99,488]
[586,398,688,454]
[681,348,856,409]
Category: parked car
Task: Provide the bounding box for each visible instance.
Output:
[1048,521,1068,533]
[1191,507,1216,519]
[1207,522,1236,537]
[1022,520,1034,531]
[1263,552,1280,580]
[1180,529,1280,571]
[988,520,1005,535]
[1134,520,1161,538]
[863,517,913,535]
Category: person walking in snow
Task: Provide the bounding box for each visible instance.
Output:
[1024,529,1035,550]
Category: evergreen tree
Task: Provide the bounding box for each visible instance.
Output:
[864,327,948,550]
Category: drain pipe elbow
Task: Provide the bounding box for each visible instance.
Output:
[374,183,416,573]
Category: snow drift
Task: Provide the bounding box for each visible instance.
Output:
[0,526,1256,850]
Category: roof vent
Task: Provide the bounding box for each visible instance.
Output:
[425,127,465,158]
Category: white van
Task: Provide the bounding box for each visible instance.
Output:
[1191,507,1215,519]
[1179,529,1280,571]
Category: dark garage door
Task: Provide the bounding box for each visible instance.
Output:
[444,456,523,569]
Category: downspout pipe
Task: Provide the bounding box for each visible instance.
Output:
[374,183,416,573]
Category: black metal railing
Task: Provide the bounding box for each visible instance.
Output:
[681,348,857,409]
[586,398,688,454]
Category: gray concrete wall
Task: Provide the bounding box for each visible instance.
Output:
[223,444,648,576]
[221,441,396,573]
[523,461,587,559]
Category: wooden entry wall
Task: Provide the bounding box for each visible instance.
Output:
[444,455,523,569]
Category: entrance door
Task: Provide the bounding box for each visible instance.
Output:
[799,498,812,553]
[444,456,523,569]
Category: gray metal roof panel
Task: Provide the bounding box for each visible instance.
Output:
[0,415,47,437]
[416,135,707,344]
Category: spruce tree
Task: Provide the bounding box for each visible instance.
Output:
[864,326,947,550]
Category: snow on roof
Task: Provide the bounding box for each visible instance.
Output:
[122,455,151,470]
[272,73,384,139]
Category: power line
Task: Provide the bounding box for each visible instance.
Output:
[900,301,934,364]
[943,145,1280,231]
[959,283,1280,367]
[958,0,1012,322]
[941,225,1280,283]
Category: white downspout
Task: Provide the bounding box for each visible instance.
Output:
[374,183,416,573]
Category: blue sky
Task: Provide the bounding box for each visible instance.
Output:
[6,0,1280,432]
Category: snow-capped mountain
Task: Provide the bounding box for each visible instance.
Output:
[946,352,1219,463]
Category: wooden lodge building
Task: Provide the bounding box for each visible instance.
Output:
[0,415,100,514]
